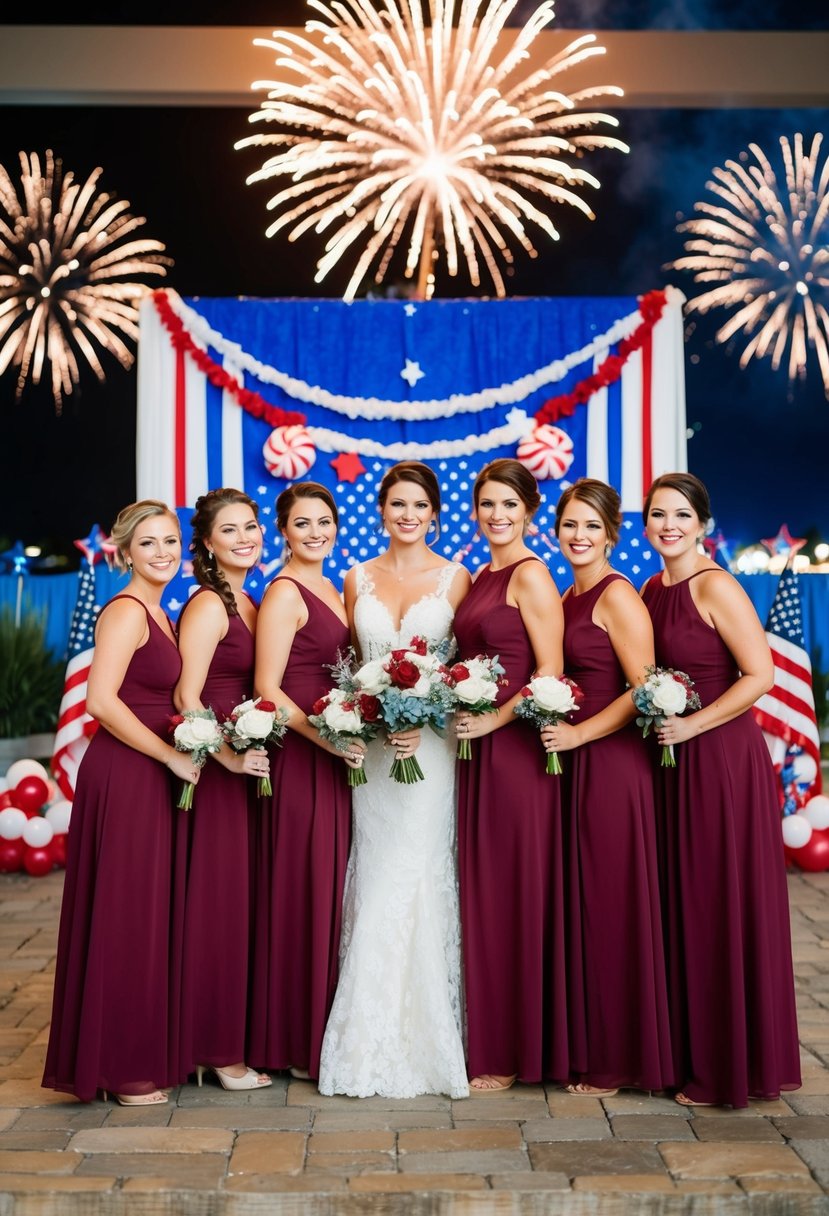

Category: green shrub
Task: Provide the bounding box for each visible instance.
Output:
[0,606,65,738]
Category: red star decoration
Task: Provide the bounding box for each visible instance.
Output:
[761,524,806,560]
[331,451,366,483]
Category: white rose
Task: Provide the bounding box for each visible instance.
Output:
[174,721,198,750]
[233,698,258,716]
[454,675,495,704]
[529,676,576,714]
[234,707,274,740]
[651,676,688,716]
[355,659,392,695]
[324,702,362,733]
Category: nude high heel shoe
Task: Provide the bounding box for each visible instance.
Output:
[196,1065,272,1090]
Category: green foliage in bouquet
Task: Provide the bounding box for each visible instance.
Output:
[0,607,65,738]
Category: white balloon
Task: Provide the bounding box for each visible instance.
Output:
[5,759,49,787]
[22,816,54,849]
[782,813,813,850]
[791,753,818,785]
[0,807,28,841]
[44,801,72,835]
[802,795,829,831]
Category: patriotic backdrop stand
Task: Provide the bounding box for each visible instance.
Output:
[136,288,687,607]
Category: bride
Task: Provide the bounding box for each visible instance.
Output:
[318,461,472,1099]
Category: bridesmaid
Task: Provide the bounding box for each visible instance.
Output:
[248,482,359,1081]
[174,488,272,1091]
[642,471,801,1108]
[454,457,568,1092]
[541,478,673,1096]
[42,500,194,1104]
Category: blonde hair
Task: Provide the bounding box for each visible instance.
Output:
[110,500,179,571]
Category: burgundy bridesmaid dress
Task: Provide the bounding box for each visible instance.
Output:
[643,570,801,1107]
[247,579,352,1080]
[562,573,674,1091]
[455,557,569,1083]
[42,596,185,1101]
[177,588,258,1078]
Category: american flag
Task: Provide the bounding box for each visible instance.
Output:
[51,562,101,800]
[753,565,822,794]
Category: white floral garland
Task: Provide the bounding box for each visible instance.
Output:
[164,290,645,422]
[307,410,533,459]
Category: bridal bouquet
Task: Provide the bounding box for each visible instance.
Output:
[221,697,288,796]
[353,635,455,784]
[169,708,224,809]
[308,666,382,787]
[513,675,584,775]
[632,664,701,767]
[446,655,507,760]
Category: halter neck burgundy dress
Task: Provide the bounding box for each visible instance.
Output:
[562,572,674,1092]
[247,578,352,1081]
[42,596,186,1101]
[454,556,569,1084]
[642,569,800,1107]
[176,587,259,1080]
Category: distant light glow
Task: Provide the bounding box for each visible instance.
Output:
[237,0,628,301]
[0,150,172,410]
[669,133,829,396]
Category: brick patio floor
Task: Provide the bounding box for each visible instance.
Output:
[1,867,827,1214]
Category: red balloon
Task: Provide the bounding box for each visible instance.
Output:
[0,791,17,811]
[791,827,829,873]
[0,838,24,872]
[49,834,67,867]
[22,845,54,877]
[13,775,50,815]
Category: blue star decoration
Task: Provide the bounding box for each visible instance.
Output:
[73,524,109,566]
[761,524,806,561]
[0,540,30,575]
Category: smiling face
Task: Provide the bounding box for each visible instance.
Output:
[207,503,262,574]
[126,514,181,586]
[645,487,701,561]
[380,479,436,546]
[282,495,337,563]
[474,479,529,548]
[556,496,609,574]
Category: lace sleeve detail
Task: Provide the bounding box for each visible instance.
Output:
[354,562,374,598]
[436,562,463,600]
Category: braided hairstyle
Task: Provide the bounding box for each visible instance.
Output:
[190,487,260,616]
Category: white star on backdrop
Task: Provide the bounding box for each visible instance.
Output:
[400,359,425,387]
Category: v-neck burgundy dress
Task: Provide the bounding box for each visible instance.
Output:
[43,595,186,1101]
[247,579,352,1080]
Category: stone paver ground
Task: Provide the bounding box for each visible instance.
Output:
[0,867,827,1214]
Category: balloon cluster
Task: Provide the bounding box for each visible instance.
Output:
[0,759,71,877]
[779,750,829,873]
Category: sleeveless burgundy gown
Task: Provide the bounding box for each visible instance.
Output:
[562,573,674,1091]
[247,579,352,1080]
[42,596,185,1101]
[177,588,258,1078]
[642,571,801,1106]
[455,557,569,1083]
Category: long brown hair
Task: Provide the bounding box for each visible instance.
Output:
[555,478,622,547]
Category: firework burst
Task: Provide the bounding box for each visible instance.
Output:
[236,0,627,300]
[669,133,829,396]
[0,150,171,410]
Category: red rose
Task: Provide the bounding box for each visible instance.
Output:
[392,659,421,689]
[169,714,185,731]
[358,694,381,722]
[408,636,428,655]
[450,663,470,683]
[520,686,532,698]
[390,648,408,663]
[257,700,276,712]
[311,697,329,715]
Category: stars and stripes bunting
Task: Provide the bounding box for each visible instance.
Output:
[51,562,100,801]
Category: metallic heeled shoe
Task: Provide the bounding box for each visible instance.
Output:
[195,1064,272,1091]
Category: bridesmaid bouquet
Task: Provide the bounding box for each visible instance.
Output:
[513,675,584,775]
[353,636,455,784]
[632,665,701,767]
[308,680,382,788]
[169,708,224,809]
[221,697,288,796]
[446,655,507,760]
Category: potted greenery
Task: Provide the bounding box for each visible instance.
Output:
[0,606,65,774]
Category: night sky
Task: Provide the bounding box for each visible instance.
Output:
[0,2,827,565]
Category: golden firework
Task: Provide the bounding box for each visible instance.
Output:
[0,150,171,410]
[670,133,829,396]
[236,0,627,300]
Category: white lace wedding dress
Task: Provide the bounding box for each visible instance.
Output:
[318,562,469,1099]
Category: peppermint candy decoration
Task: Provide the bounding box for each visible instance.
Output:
[517,425,574,480]
[263,425,316,479]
